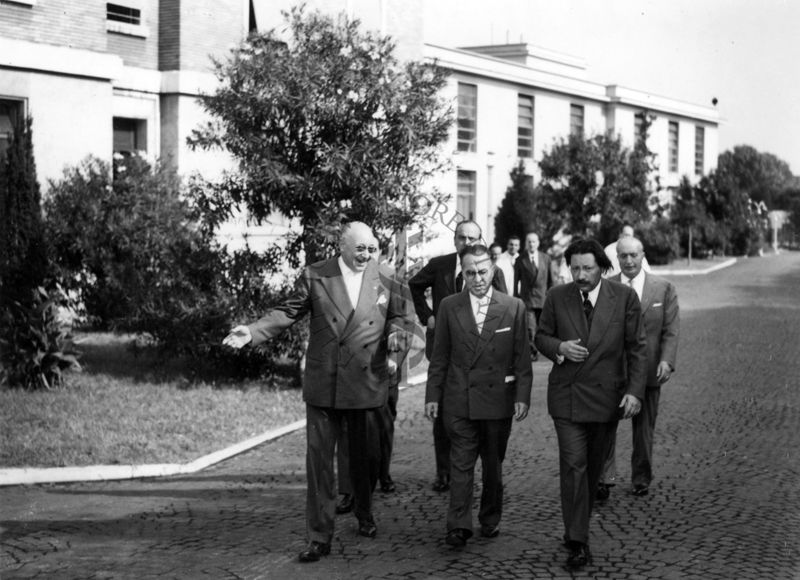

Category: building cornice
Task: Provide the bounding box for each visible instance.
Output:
[0,37,123,81]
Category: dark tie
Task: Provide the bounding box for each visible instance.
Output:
[455,272,463,292]
[582,291,593,320]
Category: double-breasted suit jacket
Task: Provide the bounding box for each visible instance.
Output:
[612,273,679,387]
[247,258,409,409]
[535,280,648,422]
[425,290,533,419]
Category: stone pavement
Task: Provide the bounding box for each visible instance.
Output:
[2,252,800,579]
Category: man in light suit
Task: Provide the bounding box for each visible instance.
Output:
[223,222,410,563]
[409,220,506,493]
[598,236,679,499]
[425,244,532,546]
[535,238,647,569]
[515,232,552,361]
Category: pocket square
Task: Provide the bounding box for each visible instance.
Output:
[652,302,663,308]
[376,295,388,306]
[495,327,511,334]
[504,375,516,383]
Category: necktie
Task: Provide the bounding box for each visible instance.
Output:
[475,297,489,333]
[582,291,593,320]
[455,272,463,292]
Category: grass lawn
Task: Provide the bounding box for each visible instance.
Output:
[0,332,305,468]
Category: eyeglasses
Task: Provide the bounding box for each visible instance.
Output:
[355,245,378,254]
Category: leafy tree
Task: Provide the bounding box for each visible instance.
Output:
[0,115,47,307]
[493,160,537,244]
[188,7,453,265]
[534,122,658,246]
[716,145,794,208]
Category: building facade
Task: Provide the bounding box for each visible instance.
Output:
[0,0,719,248]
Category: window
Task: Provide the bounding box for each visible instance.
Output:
[113,117,147,155]
[107,3,140,25]
[634,112,647,145]
[457,83,477,153]
[570,104,584,137]
[694,126,705,175]
[0,99,24,160]
[668,121,679,172]
[456,170,476,220]
[517,94,534,158]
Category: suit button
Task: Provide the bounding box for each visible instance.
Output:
[333,318,337,323]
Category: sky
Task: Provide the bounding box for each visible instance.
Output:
[423,0,800,174]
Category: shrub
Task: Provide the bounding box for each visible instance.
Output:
[0,286,81,390]
[638,218,680,265]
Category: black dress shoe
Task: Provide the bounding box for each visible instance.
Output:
[335,494,354,514]
[358,519,377,538]
[445,528,470,547]
[432,476,450,492]
[480,524,500,538]
[565,541,592,569]
[596,482,610,501]
[632,484,649,496]
[298,541,331,563]
[380,478,396,493]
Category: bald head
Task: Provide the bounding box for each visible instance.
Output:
[340,221,377,272]
[616,236,645,279]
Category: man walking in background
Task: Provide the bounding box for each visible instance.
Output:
[425,244,532,547]
[223,222,410,563]
[514,232,552,361]
[597,236,679,500]
[535,238,647,569]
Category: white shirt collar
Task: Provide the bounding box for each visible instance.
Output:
[469,287,493,307]
[581,280,602,306]
[621,269,645,300]
[338,256,365,309]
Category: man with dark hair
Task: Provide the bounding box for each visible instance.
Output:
[409,220,506,493]
[223,222,411,563]
[535,238,647,569]
[425,244,532,546]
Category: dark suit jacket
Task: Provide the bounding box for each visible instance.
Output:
[425,290,532,420]
[534,279,648,423]
[612,273,679,387]
[514,251,552,310]
[409,252,506,327]
[247,258,409,409]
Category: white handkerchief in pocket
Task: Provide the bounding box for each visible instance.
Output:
[495,327,511,334]
[376,294,388,306]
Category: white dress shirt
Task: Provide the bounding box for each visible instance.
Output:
[621,269,645,301]
[338,256,365,310]
[582,280,602,307]
[469,287,493,333]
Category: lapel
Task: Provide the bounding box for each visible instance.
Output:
[453,292,481,361]
[587,280,616,351]
[343,260,381,339]
[318,259,352,326]
[566,283,590,342]
[471,292,505,364]
[524,253,538,279]
[443,253,458,294]
[640,273,656,312]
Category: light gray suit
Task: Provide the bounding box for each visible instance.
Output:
[601,272,680,488]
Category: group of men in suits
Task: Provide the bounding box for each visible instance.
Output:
[222,219,679,571]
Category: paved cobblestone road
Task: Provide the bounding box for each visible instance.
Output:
[2,252,800,579]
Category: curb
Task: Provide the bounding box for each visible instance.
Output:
[0,373,428,488]
[654,257,736,276]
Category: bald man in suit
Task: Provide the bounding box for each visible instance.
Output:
[597,236,679,500]
[535,238,647,569]
[223,222,411,563]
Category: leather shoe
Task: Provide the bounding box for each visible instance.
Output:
[632,484,649,496]
[358,519,377,538]
[596,482,610,501]
[380,478,396,493]
[298,541,331,563]
[335,493,353,514]
[445,528,470,547]
[432,476,450,492]
[565,541,592,568]
[480,524,500,538]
